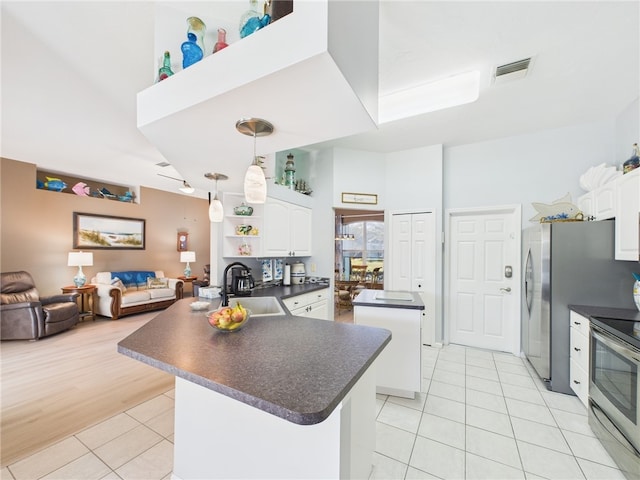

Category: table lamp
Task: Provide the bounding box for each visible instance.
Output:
[180,251,196,277]
[68,251,93,287]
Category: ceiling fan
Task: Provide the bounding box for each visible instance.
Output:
[157,173,195,194]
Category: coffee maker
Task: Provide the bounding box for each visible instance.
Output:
[231,265,255,296]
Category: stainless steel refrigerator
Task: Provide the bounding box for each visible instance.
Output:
[522,220,637,394]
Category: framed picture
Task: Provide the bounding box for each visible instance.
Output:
[341,192,378,205]
[177,232,189,251]
[73,212,145,250]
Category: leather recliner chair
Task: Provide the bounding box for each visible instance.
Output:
[1,271,80,340]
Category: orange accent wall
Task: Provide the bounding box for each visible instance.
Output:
[1,157,210,296]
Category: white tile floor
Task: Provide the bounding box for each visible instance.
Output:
[1,344,628,480]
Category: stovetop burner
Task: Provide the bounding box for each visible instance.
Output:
[591,316,640,350]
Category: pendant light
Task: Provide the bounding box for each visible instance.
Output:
[236,117,273,204]
[204,173,227,222]
[158,173,195,194]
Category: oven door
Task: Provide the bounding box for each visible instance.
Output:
[589,325,640,453]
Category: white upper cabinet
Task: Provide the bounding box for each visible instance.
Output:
[263,197,312,257]
[137,1,379,191]
[615,168,639,261]
[578,181,617,220]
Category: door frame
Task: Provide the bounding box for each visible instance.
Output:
[444,204,522,355]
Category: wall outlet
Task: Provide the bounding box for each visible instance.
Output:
[310,263,316,273]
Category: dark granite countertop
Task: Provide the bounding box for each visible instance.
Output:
[117,298,391,425]
[569,305,640,350]
[352,289,425,310]
[250,282,330,301]
[569,305,640,322]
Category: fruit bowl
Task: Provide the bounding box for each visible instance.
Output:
[206,304,250,332]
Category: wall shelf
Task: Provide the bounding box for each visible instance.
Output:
[137,0,379,193]
[36,169,137,203]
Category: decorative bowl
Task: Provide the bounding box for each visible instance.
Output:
[235,224,253,235]
[190,301,210,311]
[233,203,254,216]
[206,305,250,332]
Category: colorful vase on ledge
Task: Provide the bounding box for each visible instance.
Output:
[181,32,203,69]
[239,0,271,38]
[213,28,229,53]
[157,51,174,82]
[186,17,206,55]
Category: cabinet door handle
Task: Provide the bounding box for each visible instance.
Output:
[573,380,580,384]
[574,321,581,325]
[574,347,581,352]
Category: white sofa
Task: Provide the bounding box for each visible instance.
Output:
[91,271,184,319]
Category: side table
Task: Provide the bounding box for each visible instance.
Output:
[178,276,198,297]
[61,284,97,321]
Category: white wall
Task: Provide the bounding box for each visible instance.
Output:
[332,148,386,208]
[384,144,443,212]
[443,119,615,226]
[615,97,639,164]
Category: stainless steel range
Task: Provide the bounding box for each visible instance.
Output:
[589,316,640,480]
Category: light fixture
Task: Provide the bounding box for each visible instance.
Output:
[180,251,196,277]
[67,251,93,287]
[335,216,355,241]
[204,173,228,222]
[158,173,195,194]
[378,70,481,124]
[236,117,273,204]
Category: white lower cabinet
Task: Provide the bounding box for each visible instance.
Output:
[354,305,422,398]
[282,289,330,320]
[569,311,590,407]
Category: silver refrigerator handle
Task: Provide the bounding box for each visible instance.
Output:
[524,248,533,314]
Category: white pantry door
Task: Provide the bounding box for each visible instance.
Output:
[447,207,520,354]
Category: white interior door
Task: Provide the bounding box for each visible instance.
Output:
[447,206,521,354]
[390,212,436,345]
[390,214,412,291]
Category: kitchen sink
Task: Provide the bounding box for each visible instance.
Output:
[221,297,285,316]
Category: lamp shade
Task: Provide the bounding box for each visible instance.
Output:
[68,251,93,267]
[180,251,196,263]
[209,198,224,222]
[244,164,267,204]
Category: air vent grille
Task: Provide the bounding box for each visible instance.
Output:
[495,58,531,77]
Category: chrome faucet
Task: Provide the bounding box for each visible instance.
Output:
[221,261,251,307]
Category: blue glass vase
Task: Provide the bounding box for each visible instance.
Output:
[240,0,271,38]
[182,32,203,69]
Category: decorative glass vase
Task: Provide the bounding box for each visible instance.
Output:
[181,32,203,69]
[213,28,229,53]
[239,0,271,38]
[187,17,206,56]
[157,51,174,81]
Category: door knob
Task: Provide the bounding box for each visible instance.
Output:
[500,287,511,293]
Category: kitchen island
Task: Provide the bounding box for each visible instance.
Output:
[353,289,425,398]
[118,298,391,479]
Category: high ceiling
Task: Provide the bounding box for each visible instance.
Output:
[2,1,638,198]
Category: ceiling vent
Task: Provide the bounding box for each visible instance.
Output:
[493,57,532,85]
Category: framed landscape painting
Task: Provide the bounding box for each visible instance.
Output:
[73,212,145,250]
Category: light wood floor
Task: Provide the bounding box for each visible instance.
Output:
[0,312,174,467]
